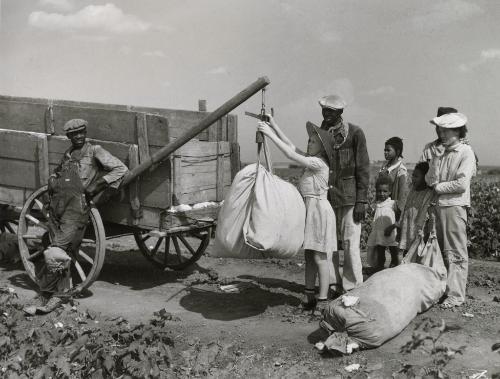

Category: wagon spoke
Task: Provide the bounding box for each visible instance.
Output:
[178,235,196,256]
[34,199,44,211]
[78,250,94,265]
[164,237,170,266]
[73,261,87,282]
[25,214,49,230]
[151,238,164,256]
[22,233,43,241]
[27,249,44,262]
[171,236,184,263]
[81,238,95,244]
[5,223,15,233]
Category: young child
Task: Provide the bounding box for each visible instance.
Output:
[386,162,435,255]
[379,137,409,218]
[257,117,337,312]
[366,175,399,272]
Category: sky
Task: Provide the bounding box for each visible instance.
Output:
[1,0,499,165]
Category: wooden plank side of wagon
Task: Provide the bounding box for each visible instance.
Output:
[0,95,234,143]
[171,140,232,205]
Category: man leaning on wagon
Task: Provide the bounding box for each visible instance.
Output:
[24,119,128,315]
[319,95,370,296]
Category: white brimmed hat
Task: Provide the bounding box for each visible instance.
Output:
[430,112,467,128]
[318,95,346,110]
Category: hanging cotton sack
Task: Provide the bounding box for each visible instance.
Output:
[321,214,446,350]
[213,141,305,259]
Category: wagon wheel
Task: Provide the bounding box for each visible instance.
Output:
[0,220,17,234]
[0,205,19,235]
[17,185,106,295]
[133,226,211,270]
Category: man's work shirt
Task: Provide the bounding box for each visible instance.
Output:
[54,142,128,189]
[425,142,475,207]
[321,118,370,208]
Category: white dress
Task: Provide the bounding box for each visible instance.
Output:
[367,198,398,247]
[366,198,398,267]
[298,157,337,253]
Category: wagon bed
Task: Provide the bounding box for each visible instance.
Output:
[0,77,270,293]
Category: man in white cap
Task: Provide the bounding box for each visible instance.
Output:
[26,119,128,314]
[425,112,475,308]
[318,95,370,295]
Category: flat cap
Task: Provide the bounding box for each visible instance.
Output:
[318,95,346,110]
[430,113,467,129]
[63,119,87,133]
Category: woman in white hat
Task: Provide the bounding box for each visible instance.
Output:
[425,112,476,308]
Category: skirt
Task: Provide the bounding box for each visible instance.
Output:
[303,197,337,253]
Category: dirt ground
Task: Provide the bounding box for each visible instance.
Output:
[1,236,499,378]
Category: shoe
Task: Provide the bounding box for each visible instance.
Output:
[329,285,344,300]
[316,298,329,312]
[439,300,458,309]
[301,299,317,311]
[37,296,63,314]
[33,293,50,307]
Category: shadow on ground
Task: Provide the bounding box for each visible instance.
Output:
[179,284,301,321]
[93,248,215,291]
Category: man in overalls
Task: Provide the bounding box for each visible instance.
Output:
[26,119,128,314]
[319,95,370,296]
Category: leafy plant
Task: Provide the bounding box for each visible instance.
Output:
[0,288,176,378]
[398,317,465,379]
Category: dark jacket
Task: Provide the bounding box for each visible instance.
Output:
[321,122,370,208]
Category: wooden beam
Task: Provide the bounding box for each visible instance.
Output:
[216,141,224,201]
[36,135,50,186]
[136,113,150,164]
[128,144,141,224]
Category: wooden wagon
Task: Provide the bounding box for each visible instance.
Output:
[0,77,269,294]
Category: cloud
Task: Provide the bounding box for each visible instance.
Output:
[319,30,341,43]
[361,86,396,96]
[39,0,74,12]
[207,66,229,75]
[72,34,110,42]
[28,3,150,34]
[412,0,483,30]
[480,48,500,60]
[459,48,500,72]
[143,50,165,58]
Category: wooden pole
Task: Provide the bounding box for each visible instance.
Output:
[120,76,270,188]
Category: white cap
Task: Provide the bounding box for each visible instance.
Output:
[430,112,468,128]
[318,95,346,110]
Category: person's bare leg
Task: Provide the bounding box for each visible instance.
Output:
[375,245,386,272]
[304,250,317,306]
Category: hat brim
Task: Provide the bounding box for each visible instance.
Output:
[65,125,87,134]
[306,122,333,163]
[429,119,466,128]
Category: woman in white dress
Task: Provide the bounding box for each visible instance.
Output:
[257,117,337,312]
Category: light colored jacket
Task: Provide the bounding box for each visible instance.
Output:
[425,142,475,207]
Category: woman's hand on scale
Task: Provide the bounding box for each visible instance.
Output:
[257,121,273,137]
[263,114,277,129]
